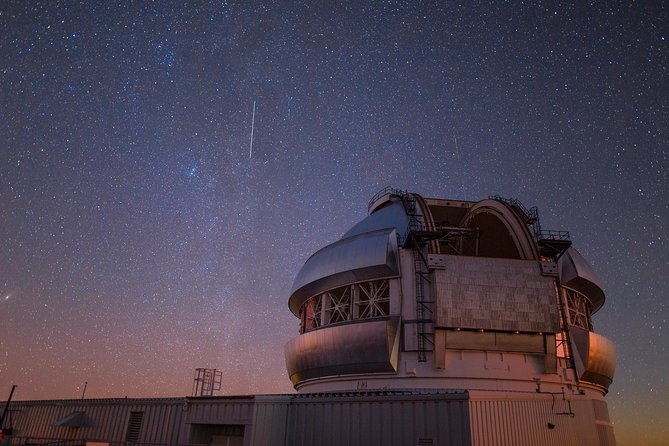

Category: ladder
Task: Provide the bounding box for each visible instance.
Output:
[413,246,434,362]
[401,194,434,362]
[555,278,580,383]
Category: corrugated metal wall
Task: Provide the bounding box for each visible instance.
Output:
[284,393,471,446]
[247,396,291,446]
[4,392,614,446]
[6,398,184,445]
[183,397,256,446]
[185,397,254,425]
[468,395,611,446]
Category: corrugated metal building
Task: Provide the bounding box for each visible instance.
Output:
[1,391,473,446]
[0,389,615,446]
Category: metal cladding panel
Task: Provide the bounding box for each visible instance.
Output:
[248,397,291,446]
[434,256,559,333]
[6,398,184,444]
[288,229,399,315]
[597,424,616,446]
[342,199,409,240]
[284,317,400,385]
[185,397,255,425]
[285,394,471,446]
[559,247,606,313]
[570,326,616,389]
[444,330,546,353]
[468,396,610,446]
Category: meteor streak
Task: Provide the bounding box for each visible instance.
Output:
[249,100,256,159]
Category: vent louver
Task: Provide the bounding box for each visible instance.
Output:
[125,411,144,443]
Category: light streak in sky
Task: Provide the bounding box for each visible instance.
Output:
[249,100,256,159]
[454,135,461,161]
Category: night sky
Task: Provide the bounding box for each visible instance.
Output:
[0,2,666,445]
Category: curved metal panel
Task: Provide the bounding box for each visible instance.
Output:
[570,326,616,390]
[288,229,400,315]
[284,317,400,386]
[342,199,409,240]
[559,247,606,313]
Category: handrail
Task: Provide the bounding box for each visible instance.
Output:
[367,186,406,213]
[4,438,84,446]
[537,229,571,241]
[5,439,166,446]
[489,195,571,244]
[488,195,537,222]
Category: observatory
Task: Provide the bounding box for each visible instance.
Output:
[1,189,616,446]
[284,189,616,442]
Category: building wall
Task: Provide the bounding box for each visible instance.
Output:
[4,398,184,445]
[468,392,615,446]
[2,391,616,446]
[246,396,291,446]
[433,255,559,333]
[283,392,471,446]
[184,397,255,446]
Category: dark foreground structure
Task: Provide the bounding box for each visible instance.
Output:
[1,190,617,446]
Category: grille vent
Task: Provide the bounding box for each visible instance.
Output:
[125,411,144,442]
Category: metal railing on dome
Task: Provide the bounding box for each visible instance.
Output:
[488,195,571,247]
[367,186,407,213]
[536,229,571,241]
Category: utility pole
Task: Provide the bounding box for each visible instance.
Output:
[0,385,17,432]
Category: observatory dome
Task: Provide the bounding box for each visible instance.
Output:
[285,189,615,397]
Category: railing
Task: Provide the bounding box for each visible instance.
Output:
[488,195,538,223]
[4,439,166,446]
[3,438,84,446]
[367,186,406,213]
[489,195,571,246]
[537,229,571,241]
[108,443,167,446]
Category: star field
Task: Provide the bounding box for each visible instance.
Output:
[0,2,667,445]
